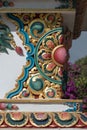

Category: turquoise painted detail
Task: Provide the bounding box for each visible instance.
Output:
[30,20,45,38]
[34,28,63,84]
[6,113,27,126]
[0,114,2,120]
[65,102,82,112]
[6,13,34,98]
[80,114,87,122]
[29,75,44,91]
[54,113,77,126]
[30,113,51,126]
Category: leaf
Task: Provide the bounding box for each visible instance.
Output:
[0,47,8,54]
[0,24,10,33]
[0,41,14,50]
[1,34,13,41]
[5,42,14,50]
[0,23,14,54]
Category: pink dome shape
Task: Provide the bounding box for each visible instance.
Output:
[52,45,68,66]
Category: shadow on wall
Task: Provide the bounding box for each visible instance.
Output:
[70,31,87,63]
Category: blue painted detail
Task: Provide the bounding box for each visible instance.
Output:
[6,113,28,126]
[30,21,45,38]
[7,57,34,98]
[30,113,51,126]
[7,13,35,57]
[6,14,34,98]
[80,113,87,122]
[34,27,63,84]
[0,114,3,120]
[29,75,44,91]
[26,43,35,59]
[7,14,23,29]
[65,103,77,112]
[65,102,82,112]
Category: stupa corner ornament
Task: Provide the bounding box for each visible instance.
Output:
[0,0,87,128]
[3,13,72,100]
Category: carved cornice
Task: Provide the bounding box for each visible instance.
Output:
[0,112,87,128]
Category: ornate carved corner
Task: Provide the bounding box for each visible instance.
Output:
[1,13,72,101]
[0,112,87,128]
[0,6,86,128]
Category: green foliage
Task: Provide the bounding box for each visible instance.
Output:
[75,56,87,78]
[75,56,87,99]
[0,23,14,54]
[75,77,87,99]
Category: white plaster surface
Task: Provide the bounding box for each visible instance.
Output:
[0,0,64,9]
[12,103,70,112]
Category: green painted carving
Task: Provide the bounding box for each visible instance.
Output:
[0,23,14,54]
